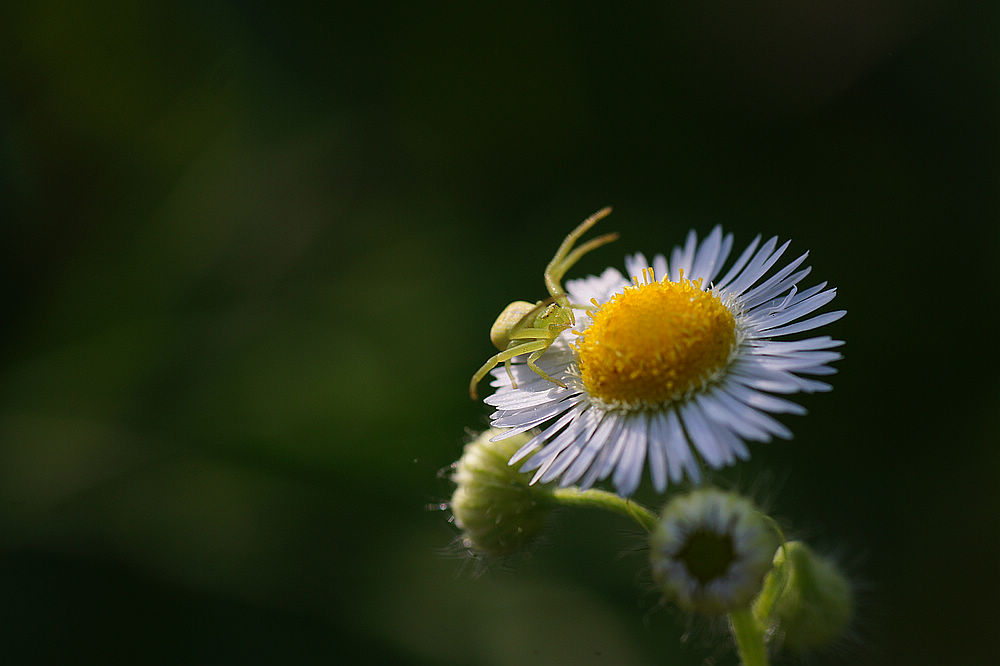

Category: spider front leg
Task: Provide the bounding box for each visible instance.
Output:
[469,339,553,399]
[544,208,618,325]
[568,301,602,317]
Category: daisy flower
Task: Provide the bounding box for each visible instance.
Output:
[484,226,845,496]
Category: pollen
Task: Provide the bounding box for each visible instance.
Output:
[575,272,737,406]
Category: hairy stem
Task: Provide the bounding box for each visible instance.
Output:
[730,609,769,666]
[550,487,658,532]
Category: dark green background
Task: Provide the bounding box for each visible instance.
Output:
[3,2,998,664]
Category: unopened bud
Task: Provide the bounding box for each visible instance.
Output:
[450,429,553,557]
[754,540,853,652]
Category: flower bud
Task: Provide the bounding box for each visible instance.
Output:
[450,429,553,557]
[754,541,852,652]
[649,488,779,614]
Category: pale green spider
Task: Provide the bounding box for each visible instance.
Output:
[469,207,618,399]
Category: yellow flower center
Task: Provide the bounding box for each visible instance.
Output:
[575,273,737,407]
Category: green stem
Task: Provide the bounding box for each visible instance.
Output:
[753,516,790,624]
[550,487,658,532]
[730,609,769,666]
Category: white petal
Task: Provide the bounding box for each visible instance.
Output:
[750,289,838,332]
[715,421,751,461]
[490,394,584,429]
[522,407,599,474]
[715,234,761,290]
[757,310,846,338]
[691,226,723,282]
[679,401,726,468]
[717,385,793,439]
[728,360,833,393]
[664,408,700,483]
[722,381,807,415]
[799,365,839,376]
[710,233,734,284]
[741,354,842,373]
[536,410,604,484]
[725,238,789,297]
[646,412,668,492]
[747,280,829,317]
[624,252,649,280]
[612,417,649,496]
[748,337,844,354]
[566,267,628,305]
[744,268,813,309]
[653,254,669,282]
[671,230,698,281]
[697,391,771,442]
[508,405,583,464]
[560,412,624,487]
[485,384,578,409]
[580,422,628,489]
[739,253,810,308]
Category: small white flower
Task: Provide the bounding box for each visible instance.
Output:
[484,227,844,496]
[650,488,779,614]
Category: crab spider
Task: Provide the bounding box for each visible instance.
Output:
[469,207,617,399]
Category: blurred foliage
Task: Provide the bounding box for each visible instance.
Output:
[2,1,998,664]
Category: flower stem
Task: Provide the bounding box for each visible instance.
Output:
[752,516,789,624]
[730,608,769,666]
[550,487,658,532]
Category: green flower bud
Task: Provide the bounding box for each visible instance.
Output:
[649,488,779,615]
[450,429,553,557]
[753,541,853,652]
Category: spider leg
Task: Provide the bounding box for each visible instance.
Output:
[504,358,516,388]
[551,231,620,288]
[526,347,567,389]
[506,327,552,340]
[547,207,613,277]
[544,208,618,325]
[470,352,504,400]
[469,339,551,399]
[568,302,602,316]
